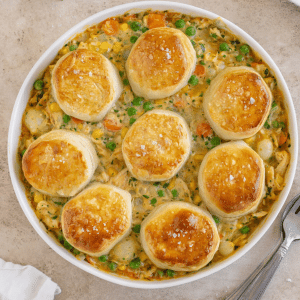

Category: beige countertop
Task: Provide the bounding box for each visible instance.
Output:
[1,0,300,299]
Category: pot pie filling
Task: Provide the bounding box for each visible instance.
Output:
[18,10,291,281]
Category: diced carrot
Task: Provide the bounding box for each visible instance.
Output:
[71,117,83,124]
[174,98,185,108]
[194,65,206,77]
[196,122,213,138]
[147,14,166,29]
[102,19,119,35]
[123,14,137,21]
[279,133,287,146]
[103,118,122,132]
[251,62,262,68]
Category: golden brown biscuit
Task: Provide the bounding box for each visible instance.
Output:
[140,201,220,271]
[22,130,98,197]
[203,66,272,140]
[61,183,132,256]
[125,27,196,99]
[51,49,122,122]
[198,141,265,220]
[122,109,191,181]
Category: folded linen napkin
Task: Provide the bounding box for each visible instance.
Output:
[0,258,61,300]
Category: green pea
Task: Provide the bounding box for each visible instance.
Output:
[73,249,80,255]
[272,120,279,128]
[175,19,185,28]
[106,142,116,151]
[63,240,73,250]
[123,79,129,85]
[211,136,221,147]
[206,78,211,85]
[132,224,141,233]
[171,189,178,198]
[129,118,136,125]
[219,43,230,51]
[129,258,141,269]
[127,107,137,116]
[21,149,26,157]
[143,101,154,112]
[157,190,164,197]
[185,26,196,36]
[33,79,44,90]
[130,36,138,43]
[108,262,117,271]
[63,114,71,124]
[167,269,175,277]
[212,215,220,224]
[240,44,250,55]
[236,55,244,62]
[188,75,198,86]
[264,121,270,129]
[129,21,141,31]
[239,226,250,234]
[119,71,124,77]
[132,97,143,106]
[150,198,157,206]
[98,255,108,262]
[69,44,78,51]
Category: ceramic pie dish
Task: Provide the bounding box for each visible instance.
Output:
[7,1,298,289]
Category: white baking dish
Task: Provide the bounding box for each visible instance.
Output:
[7,1,298,289]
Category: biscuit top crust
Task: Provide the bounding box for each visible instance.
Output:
[208,70,271,133]
[202,146,263,213]
[62,185,131,254]
[122,111,190,180]
[22,140,87,195]
[144,207,215,266]
[52,49,113,117]
[127,28,187,91]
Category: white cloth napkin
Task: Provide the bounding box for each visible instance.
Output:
[0,258,61,300]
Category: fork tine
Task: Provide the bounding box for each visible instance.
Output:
[286,194,300,216]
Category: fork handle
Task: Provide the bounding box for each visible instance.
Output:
[225,239,289,300]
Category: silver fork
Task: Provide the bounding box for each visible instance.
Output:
[224,193,300,300]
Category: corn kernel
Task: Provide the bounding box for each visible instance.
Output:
[34,193,43,203]
[60,47,68,55]
[100,41,111,50]
[107,167,118,177]
[113,42,122,53]
[118,265,126,270]
[77,123,83,130]
[189,180,196,191]
[120,23,129,31]
[194,154,205,161]
[92,128,103,139]
[139,252,148,262]
[194,194,201,205]
[236,223,243,229]
[154,99,165,105]
[49,102,62,112]
[121,127,129,139]
[168,178,176,190]
[181,85,189,93]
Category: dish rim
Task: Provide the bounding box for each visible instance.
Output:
[7,1,298,289]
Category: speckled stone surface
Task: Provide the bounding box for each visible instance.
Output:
[1,0,300,299]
